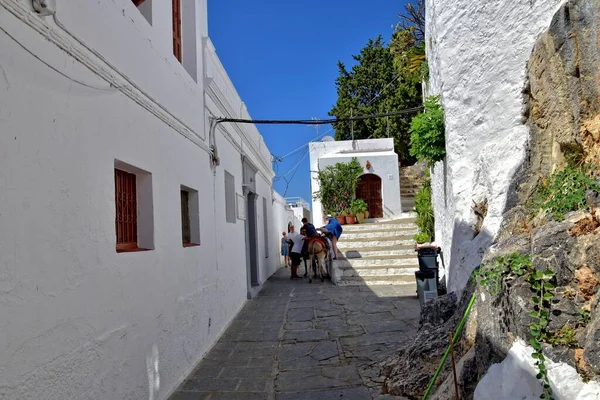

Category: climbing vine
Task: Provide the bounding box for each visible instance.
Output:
[476,253,556,400]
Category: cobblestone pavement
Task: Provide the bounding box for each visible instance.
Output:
[169,268,420,400]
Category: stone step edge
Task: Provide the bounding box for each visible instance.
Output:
[338,264,418,270]
[341,235,416,242]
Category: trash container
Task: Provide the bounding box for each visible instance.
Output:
[416,245,440,287]
[415,269,438,308]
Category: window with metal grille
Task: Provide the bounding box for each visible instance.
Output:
[172,0,182,62]
[115,169,138,251]
[181,189,191,245]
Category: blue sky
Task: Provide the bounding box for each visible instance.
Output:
[208,0,408,205]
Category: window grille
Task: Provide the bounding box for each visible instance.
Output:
[115,169,138,251]
[172,0,182,62]
[181,190,191,245]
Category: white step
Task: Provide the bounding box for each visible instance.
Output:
[339,265,418,277]
[341,248,416,257]
[337,239,414,249]
[336,256,418,268]
[342,229,419,240]
[343,233,415,242]
[342,222,417,232]
[336,276,415,286]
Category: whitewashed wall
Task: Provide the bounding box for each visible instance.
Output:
[319,151,402,219]
[0,1,279,399]
[309,138,400,221]
[272,193,303,260]
[426,0,565,293]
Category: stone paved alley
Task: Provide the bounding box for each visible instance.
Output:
[169,268,420,400]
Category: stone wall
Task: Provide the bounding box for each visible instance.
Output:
[426,0,565,293]
[381,0,600,398]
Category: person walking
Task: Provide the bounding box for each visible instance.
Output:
[280,232,290,268]
[320,215,343,259]
[286,225,305,279]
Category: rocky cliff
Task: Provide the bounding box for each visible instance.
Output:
[380,0,600,398]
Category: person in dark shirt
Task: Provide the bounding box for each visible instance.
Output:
[320,215,343,259]
[301,218,317,237]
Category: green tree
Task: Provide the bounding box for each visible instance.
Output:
[328,35,423,164]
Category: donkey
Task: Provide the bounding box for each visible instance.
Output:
[307,237,328,283]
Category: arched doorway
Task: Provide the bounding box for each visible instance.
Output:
[356,174,383,218]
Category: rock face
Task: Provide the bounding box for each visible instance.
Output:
[380,289,479,399]
[515,0,600,207]
[381,0,600,398]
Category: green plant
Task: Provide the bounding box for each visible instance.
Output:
[531,165,600,221]
[409,95,446,166]
[477,254,556,399]
[413,231,430,243]
[313,158,364,215]
[528,268,556,400]
[350,199,368,216]
[579,307,591,326]
[547,324,577,347]
[414,180,434,241]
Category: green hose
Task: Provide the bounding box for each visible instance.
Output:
[421,293,477,400]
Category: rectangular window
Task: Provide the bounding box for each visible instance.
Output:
[225,171,236,223]
[115,169,138,251]
[181,190,191,244]
[172,0,182,62]
[114,161,154,252]
[181,186,200,246]
[263,197,269,258]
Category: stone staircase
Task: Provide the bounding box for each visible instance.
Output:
[400,167,419,212]
[332,216,419,286]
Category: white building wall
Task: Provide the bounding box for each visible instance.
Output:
[272,193,302,260]
[0,1,279,399]
[309,138,401,221]
[426,0,565,293]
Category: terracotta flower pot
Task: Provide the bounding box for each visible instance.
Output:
[345,215,356,224]
[336,216,346,225]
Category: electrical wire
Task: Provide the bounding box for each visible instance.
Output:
[213,107,423,126]
[275,126,334,162]
[278,148,309,181]
[253,106,424,165]
[365,74,401,107]
[0,25,116,91]
[273,149,303,182]
[282,149,309,197]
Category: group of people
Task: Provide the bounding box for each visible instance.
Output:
[280,215,343,279]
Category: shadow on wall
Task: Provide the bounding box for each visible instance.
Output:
[446,218,493,294]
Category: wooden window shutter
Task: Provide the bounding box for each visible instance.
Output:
[115,169,138,251]
[181,190,191,244]
[172,0,182,62]
[132,0,146,6]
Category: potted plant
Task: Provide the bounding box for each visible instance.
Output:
[344,208,356,224]
[351,199,368,223]
[413,232,430,244]
[313,158,364,227]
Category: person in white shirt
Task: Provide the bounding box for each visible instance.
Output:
[286,225,305,279]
